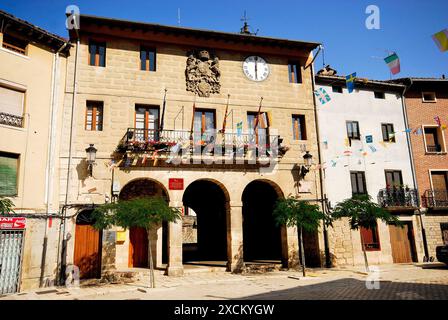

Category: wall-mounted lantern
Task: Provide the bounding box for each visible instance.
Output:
[85,144,97,176]
[300,151,313,178]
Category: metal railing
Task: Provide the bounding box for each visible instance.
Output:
[2,42,26,55]
[426,144,442,153]
[0,112,23,128]
[422,189,448,208]
[377,187,418,208]
[117,128,280,154]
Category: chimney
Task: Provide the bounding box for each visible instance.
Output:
[442,74,446,79]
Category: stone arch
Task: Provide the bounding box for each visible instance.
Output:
[119,177,170,201]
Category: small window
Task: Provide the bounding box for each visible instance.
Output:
[422,92,436,102]
[0,151,19,196]
[424,126,445,153]
[332,86,343,93]
[350,171,367,195]
[346,121,360,143]
[374,91,385,99]
[88,41,106,67]
[288,62,302,84]
[360,224,381,251]
[2,34,28,55]
[385,170,403,188]
[85,101,103,131]
[140,47,156,71]
[381,123,395,142]
[135,105,159,141]
[292,115,307,140]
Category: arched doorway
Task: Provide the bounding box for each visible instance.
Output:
[182,180,229,265]
[73,209,102,279]
[242,180,285,264]
[119,178,169,268]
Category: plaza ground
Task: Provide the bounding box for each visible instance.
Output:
[1,262,448,300]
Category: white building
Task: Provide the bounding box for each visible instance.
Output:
[315,73,425,266]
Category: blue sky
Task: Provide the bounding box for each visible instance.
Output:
[1,0,447,80]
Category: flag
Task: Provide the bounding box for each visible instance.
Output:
[346,72,356,93]
[384,53,400,75]
[314,88,331,104]
[389,132,396,142]
[141,154,148,165]
[236,121,243,136]
[330,160,337,167]
[432,29,448,52]
[253,97,263,130]
[220,94,230,134]
[368,145,377,153]
[403,128,412,133]
[259,112,268,129]
[413,127,423,135]
[160,89,167,131]
[442,124,447,131]
[434,116,441,126]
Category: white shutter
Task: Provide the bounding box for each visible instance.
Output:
[0,86,24,116]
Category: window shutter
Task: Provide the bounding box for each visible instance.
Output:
[0,154,18,196]
[0,86,24,116]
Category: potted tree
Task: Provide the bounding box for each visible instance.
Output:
[331,194,402,272]
[92,197,181,288]
[273,196,329,276]
[0,196,14,214]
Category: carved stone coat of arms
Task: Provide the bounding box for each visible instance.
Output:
[185,50,221,97]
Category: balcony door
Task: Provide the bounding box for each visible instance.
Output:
[431,171,448,206]
[385,170,403,188]
[135,105,159,141]
[247,112,269,146]
[424,127,441,152]
[193,109,215,143]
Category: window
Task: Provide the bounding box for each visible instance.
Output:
[350,171,367,195]
[431,171,448,207]
[332,86,343,93]
[194,109,215,142]
[374,91,385,99]
[88,41,106,67]
[288,62,302,84]
[140,47,156,71]
[85,101,103,131]
[0,85,25,127]
[385,170,403,188]
[2,34,28,55]
[441,223,448,245]
[0,152,19,196]
[135,105,159,141]
[381,123,395,142]
[360,223,381,251]
[247,112,269,145]
[292,115,306,140]
[423,126,446,153]
[346,121,360,143]
[422,92,436,102]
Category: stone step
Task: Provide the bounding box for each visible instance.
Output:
[243,263,283,274]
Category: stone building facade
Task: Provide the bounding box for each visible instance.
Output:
[0,10,69,292]
[316,74,425,266]
[59,14,324,279]
[393,78,448,259]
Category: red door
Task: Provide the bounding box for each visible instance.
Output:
[129,227,148,268]
[73,224,102,279]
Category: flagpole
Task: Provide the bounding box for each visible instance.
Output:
[221,94,230,134]
[160,88,167,132]
[189,95,197,142]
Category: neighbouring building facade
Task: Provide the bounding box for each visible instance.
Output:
[0,10,69,293]
[316,71,425,266]
[59,14,324,281]
[394,78,448,260]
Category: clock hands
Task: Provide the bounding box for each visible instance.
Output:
[254,56,258,80]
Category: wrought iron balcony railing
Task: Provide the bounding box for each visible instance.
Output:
[377,187,418,209]
[422,189,448,208]
[117,128,287,155]
[426,144,442,153]
[0,112,23,128]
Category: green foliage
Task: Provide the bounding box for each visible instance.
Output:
[92,197,181,230]
[0,197,15,215]
[273,196,326,233]
[331,194,402,230]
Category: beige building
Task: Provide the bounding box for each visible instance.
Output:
[59,14,324,280]
[0,10,69,292]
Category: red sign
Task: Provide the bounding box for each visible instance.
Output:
[169,178,184,190]
[0,217,26,230]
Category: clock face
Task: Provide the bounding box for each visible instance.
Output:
[243,56,270,81]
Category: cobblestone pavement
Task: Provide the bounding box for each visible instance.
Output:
[2,263,447,300]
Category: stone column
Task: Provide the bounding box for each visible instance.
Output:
[166,201,183,276]
[227,201,244,272]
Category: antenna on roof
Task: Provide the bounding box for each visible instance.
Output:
[177,8,181,26]
[240,11,258,35]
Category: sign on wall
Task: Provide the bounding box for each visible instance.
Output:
[365,135,373,143]
[169,178,184,190]
[0,217,26,230]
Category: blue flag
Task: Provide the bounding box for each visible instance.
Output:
[346,72,356,93]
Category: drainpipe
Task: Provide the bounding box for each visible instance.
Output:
[40,42,68,288]
[400,79,429,261]
[310,62,331,268]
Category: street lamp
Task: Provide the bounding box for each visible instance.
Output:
[85,144,97,176]
[300,151,313,178]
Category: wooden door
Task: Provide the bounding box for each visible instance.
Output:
[74,224,102,279]
[129,227,148,268]
[389,223,413,263]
